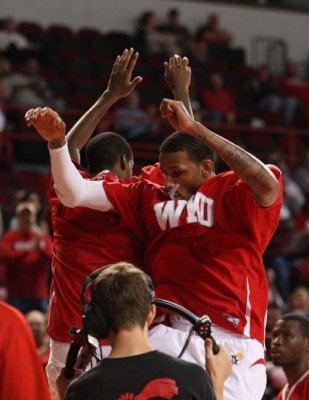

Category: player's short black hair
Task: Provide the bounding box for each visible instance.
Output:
[86,132,133,176]
[159,132,215,164]
[281,313,309,338]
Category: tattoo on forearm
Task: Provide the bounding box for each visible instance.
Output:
[192,124,277,205]
[246,164,266,188]
[220,143,268,190]
[224,143,254,172]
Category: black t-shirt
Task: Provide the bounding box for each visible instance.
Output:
[65,350,215,400]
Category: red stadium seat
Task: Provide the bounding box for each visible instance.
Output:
[18,21,44,41]
[13,170,50,193]
[77,27,103,41]
[47,24,73,37]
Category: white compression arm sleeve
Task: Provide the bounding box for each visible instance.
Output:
[49,142,113,211]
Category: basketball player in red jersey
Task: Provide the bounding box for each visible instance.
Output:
[43,48,145,399]
[27,54,282,400]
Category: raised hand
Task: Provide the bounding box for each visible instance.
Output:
[107,48,143,99]
[159,98,195,133]
[25,107,66,144]
[164,55,191,94]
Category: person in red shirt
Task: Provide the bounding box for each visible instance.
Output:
[202,72,236,123]
[0,301,51,400]
[1,201,52,313]
[44,48,146,398]
[270,313,309,399]
[28,88,282,400]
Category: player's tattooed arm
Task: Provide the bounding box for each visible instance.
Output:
[160,98,280,207]
[191,126,279,207]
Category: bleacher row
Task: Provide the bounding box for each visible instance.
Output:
[0,19,308,178]
[4,19,258,117]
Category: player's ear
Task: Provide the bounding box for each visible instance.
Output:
[200,159,213,179]
[120,154,128,171]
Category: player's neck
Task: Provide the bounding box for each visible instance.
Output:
[283,361,308,387]
[108,326,154,358]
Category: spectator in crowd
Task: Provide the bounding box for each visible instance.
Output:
[287,287,309,316]
[264,203,295,301]
[202,72,236,123]
[114,91,158,141]
[266,149,305,218]
[0,17,38,62]
[186,37,212,67]
[9,189,50,233]
[267,269,284,307]
[294,197,309,232]
[26,310,50,369]
[196,14,233,60]
[293,149,309,197]
[196,14,233,46]
[246,64,299,125]
[276,60,309,124]
[57,262,232,400]
[1,188,26,232]
[282,168,305,219]
[2,56,65,109]
[266,303,284,337]
[270,313,309,399]
[0,56,12,130]
[0,56,12,101]
[0,201,52,313]
[135,10,181,57]
[276,61,309,99]
[158,8,190,52]
[0,301,51,400]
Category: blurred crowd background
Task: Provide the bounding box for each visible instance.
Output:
[0,2,308,399]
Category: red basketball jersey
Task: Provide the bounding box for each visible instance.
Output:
[277,370,309,400]
[47,165,145,342]
[103,166,282,344]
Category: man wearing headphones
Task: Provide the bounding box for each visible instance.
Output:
[60,262,231,400]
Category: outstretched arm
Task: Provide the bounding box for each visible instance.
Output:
[66,48,143,163]
[164,55,193,119]
[25,108,113,211]
[159,99,280,207]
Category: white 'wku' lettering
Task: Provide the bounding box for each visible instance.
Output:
[154,193,214,231]
[154,200,186,230]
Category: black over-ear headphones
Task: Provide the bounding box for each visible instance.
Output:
[65,263,219,378]
[81,265,219,354]
[80,265,155,340]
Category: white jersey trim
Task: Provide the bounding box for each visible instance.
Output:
[243,278,252,337]
[283,369,309,400]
